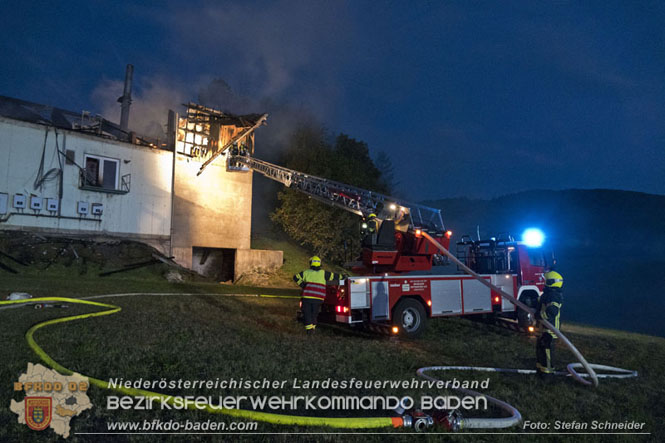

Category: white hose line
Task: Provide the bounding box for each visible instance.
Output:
[418,364,638,379]
[417,363,638,430]
[417,366,522,429]
[0,292,276,312]
[567,363,638,380]
[421,232,599,387]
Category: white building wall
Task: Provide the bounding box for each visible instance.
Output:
[0,117,173,244]
[0,115,282,280]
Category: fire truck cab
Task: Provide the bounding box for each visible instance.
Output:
[456,234,554,327]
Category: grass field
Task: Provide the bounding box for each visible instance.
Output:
[1,236,664,441]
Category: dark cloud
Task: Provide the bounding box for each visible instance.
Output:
[151,0,357,119]
[91,76,189,138]
[1,0,663,199]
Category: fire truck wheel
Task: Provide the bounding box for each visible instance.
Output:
[393,298,427,338]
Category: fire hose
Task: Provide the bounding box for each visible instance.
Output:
[1,291,638,432]
[415,363,637,430]
[0,294,404,429]
[409,231,639,430]
[421,231,600,387]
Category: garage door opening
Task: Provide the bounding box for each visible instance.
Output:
[192,247,235,282]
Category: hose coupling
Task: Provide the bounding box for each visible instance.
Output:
[403,410,434,432]
[437,409,463,431]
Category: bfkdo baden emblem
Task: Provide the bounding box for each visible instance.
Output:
[25,397,52,431]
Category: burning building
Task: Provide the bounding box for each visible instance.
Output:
[0,93,281,281]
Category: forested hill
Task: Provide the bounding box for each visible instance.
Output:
[424,189,665,337]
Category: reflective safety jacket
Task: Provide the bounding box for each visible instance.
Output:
[293,269,344,301]
[537,286,563,337]
[367,218,378,234]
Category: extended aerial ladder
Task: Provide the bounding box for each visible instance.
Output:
[229,155,444,232]
[183,102,439,235]
[228,153,451,273]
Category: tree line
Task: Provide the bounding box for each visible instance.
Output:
[271,124,394,263]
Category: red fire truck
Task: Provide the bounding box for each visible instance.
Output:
[326,234,552,337]
[229,154,553,337]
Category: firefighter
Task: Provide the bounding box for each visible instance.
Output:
[361,213,379,246]
[293,256,345,335]
[535,270,564,378]
[367,213,378,234]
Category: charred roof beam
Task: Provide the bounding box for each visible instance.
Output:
[196,113,268,176]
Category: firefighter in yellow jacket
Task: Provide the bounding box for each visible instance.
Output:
[535,270,564,377]
[294,256,345,335]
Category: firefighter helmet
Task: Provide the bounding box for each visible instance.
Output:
[544,271,563,288]
[309,256,322,268]
[368,213,377,219]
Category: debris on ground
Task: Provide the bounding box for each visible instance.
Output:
[165,271,184,283]
[0,231,202,282]
[6,292,32,300]
[234,266,287,288]
[34,303,68,309]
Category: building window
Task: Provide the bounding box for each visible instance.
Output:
[83,155,120,190]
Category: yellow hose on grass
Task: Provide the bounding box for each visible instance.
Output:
[0,296,401,429]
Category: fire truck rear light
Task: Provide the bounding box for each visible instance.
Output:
[528,326,535,333]
[427,300,432,307]
[445,230,452,238]
[336,306,349,314]
[392,326,399,334]
[494,296,500,303]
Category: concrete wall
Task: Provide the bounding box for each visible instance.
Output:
[170,154,254,269]
[235,248,284,278]
[0,117,173,254]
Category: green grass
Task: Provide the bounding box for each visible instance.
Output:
[250,233,349,287]
[1,234,664,441]
[252,234,314,278]
[2,285,663,441]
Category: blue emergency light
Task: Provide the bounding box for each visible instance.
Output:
[522,228,545,247]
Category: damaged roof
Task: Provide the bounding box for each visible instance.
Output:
[0,96,266,150]
[183,102,266,127]
[0,95,131,142]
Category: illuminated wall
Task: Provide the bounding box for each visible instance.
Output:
[170,152,254,268]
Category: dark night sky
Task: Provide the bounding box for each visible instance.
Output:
[1,0,663,199]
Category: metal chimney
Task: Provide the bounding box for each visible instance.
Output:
[118,64,134,131]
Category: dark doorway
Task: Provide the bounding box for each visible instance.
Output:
[192,247,236,282]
